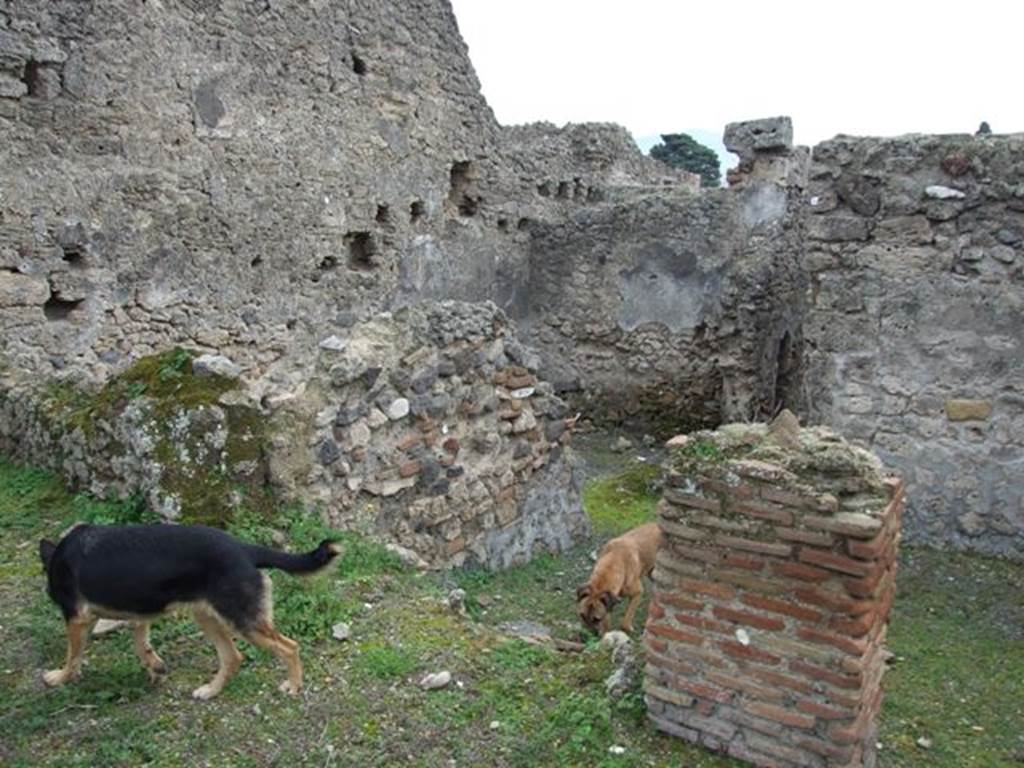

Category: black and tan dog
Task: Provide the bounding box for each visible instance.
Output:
[577,522,662,636]
[39,523,340,700]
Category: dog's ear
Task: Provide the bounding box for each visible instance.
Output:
[599,591,619,610]
[576,584,591,601]
[39,539,56,571]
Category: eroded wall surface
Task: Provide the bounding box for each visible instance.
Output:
[801,134,1024,556]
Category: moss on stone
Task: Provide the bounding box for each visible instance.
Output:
[668,421,887,499]
[38,348,269,527]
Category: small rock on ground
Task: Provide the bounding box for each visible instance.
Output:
[420,670,452,690]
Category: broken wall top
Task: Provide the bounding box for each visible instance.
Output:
[667,413,892,522]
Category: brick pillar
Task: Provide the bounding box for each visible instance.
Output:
[644,426,903,768]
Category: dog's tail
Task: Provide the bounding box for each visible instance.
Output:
[243,539,342,574]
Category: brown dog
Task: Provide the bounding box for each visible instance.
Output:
[577,522,662,635]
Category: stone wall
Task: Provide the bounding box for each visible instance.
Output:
[644,418,902,767]
[0,302,588,569]
[517,187,805,430]
[271,301,588,569]
[800,133,1024,557]
[0,0,697,388]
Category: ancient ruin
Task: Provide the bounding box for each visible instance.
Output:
[645,416,902,766]
[1,0,1021,571]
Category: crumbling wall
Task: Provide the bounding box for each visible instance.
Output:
[801,133,1024,557]
[0,302,587,568]
[645,417,902,767]
[270,301,587,569]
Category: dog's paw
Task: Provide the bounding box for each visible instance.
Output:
[278,679,300,696]
[192,683,220,700]
[43,669,69,687]
[147,663,169,684]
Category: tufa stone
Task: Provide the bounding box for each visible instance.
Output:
[945,399,992,421]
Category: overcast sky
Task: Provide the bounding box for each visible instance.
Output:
[449,0,1020,161]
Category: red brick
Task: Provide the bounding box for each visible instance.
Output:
[772,561,832,583]
[794,586,874,616]
[803,513,883,538]
[713,606,785,632]
[760,486,837,512]
[674,613,732,635]
[672,543,725,566]
[829,610,876,638]
[796,626,870,656]
[790,660,863,690]
[661,594,703,613]
[699,477,755,499]
[732,500,793,525]
[743,701,816,729]
[644,636,668,655]
[745,733,824,766]
[719,640,781,666]
[775,527,835,547]
[654,551,703,579]
[647,600,666,620]
[829,712,875,745]
[740,594,825,624]
[847,526,896,560]
[658,521,709,542]
[797,736,856,761]
[680,578,736,601]
[712,534,792,558]
[644,648,698,678]
[799,547,874,577]
[724,708,788,738]
[396,434,422,452]
[644,681,697,710]
[648,623,704,646]
[693,513,749,533]
[751,668,814,695]
[664,486,722,512]
[707,671,786,702]
[398,460,421,478]
[723,553,766,571]
[795,697,856,720]
[877,580,897,622]
[843,565,886,598]
[823,687,861,709]
[674,678,733,704]
[663,642,729,669]
[727,742,785,768]
[710,568,789,595]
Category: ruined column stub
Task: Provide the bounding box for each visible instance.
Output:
[724,116,795,158]
[645,422,902,768]
[724,116,795,186]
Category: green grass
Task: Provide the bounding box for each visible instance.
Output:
[879,549,1024,766]
[582,461,661,536]
[1,455,1022,767]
